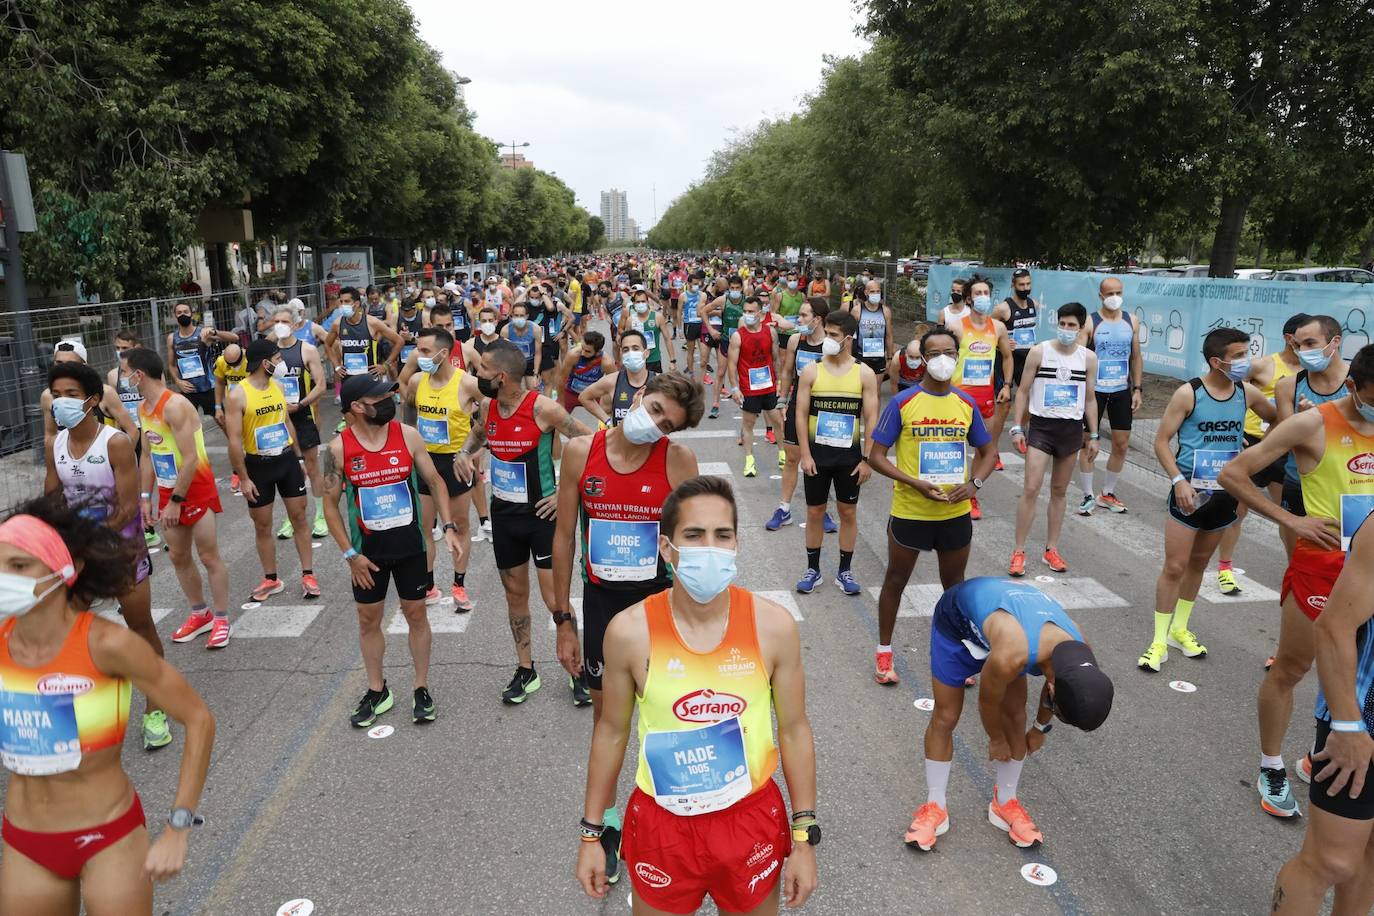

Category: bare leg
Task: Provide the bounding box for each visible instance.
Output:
[1258,597,1316,758]
[1271,806,1374,914]
[780,443,800,504]
[924,679,968,762]
[1045,451,1078,551]
[285,495,310,572]
[162,523,206,608]
[191,512,230,612]
[878,527,918,646]
[1014,447,1051,551]
[118,576,163,713]
[399,597,431,687]
[356,600,386,691]
[248,502,277,575]
[499,564,534,667]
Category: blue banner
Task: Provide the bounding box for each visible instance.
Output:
[926,265,1374,381]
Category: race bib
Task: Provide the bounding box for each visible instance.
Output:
[176,354,205,381]
[587,519,660,582]
[1012,327,1036,348]
[418,416,448,446]
[490,456,528,504]
[861,337,884,358]
[815,411,857,448]
[253,422,290,456]
[514,336,534,358]
[643,718,751,817]
[0,690,81,776]
[1040,382,1082,411]
[1190,449,1238,491]
[709,315,723,327]
[918,441,966,485]
[795,350,821,373]
[1098,359,1128,386]
[682,300,698,323]
[960,357,993,385]
[401,344,416,364]
[342,351,369,373]
[642,332,656,352]
[746,366,773,392]
[278,376,301,406]
[358,480,413,530]
[151,451,178,488]
[1341,493,1374,552]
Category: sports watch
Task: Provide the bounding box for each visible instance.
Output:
[551,611,575,627]
[791,822,822,846]
[168,807,204,830]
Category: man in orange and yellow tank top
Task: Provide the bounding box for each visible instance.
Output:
[951,278,1013,519]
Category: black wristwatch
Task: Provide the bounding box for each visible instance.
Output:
[442,522,458,534]
[552,611,575,627]
[169,493,186,504]
[791,822,822,846]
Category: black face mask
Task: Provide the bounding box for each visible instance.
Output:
[1014,288,1031,300]
[477,374,502,398]
[176,315,193,327]
[949,292,964,304]
[366,397,396,426]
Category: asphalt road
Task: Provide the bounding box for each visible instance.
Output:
[29,325,1324,916]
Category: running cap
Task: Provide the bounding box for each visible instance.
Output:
[340,375,398,411]
[1049,640,1113,731]
[246,338,279,373]
[55,339,88,362]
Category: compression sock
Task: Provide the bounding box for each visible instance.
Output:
[454,571,466,587]
[996,757,1025,801]
[925,759,952,808]
[1218,559,1233,571]
[1079,471,1094,497]
[1153,611,1172,646]
[1172,598,1196,633]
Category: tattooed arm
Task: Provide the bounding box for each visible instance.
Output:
[533,394,593,439]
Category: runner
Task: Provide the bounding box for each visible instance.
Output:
[941,278,971,329]
[1219,343,1374,818]
[558,331,614,421]
[1268,512,1374,914]
[618,288,675,375]
[405,327,483,612]
[42,339,139,454]
[324,287,405,389]
[528,280,573,394]
[127,348,231,650]
[992,268,1041,390]
[223,340,317,603]
[0,498,215,914]
[44,361,171,751]
[266,307,330,541]
[726,297,784,479]
[702,274,748,420]
[578,330,655,428]
[950,279,1013,518]
[888,333,928,396]
[502,300,544,390]
[768,299,836,534]
[472,305,502,358]
[903,577,1114,851]
[394,293,426,369]
[679,272,711,383]
[772,268,806,327]
[867,326,998,685]
[1077,277,1144,515]
[454,341,593,705]
[794,310,878,596]
[848,279,893,382]
[165,302,238,418]
[1137,328,1274,674]
[321,375,466,727]
[575,475,818,913]
[1008,303,1100,576]
[109,331,163,549]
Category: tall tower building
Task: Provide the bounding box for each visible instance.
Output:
[600,188,629,241]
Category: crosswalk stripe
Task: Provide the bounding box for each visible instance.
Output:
[98,606,176,627]
[757,590,804,622]
[865,585,938,618]
[672,429,764,441]
[234,605,323,638]
[387,603,471,634]
[698,461,734,479]
[865,575,1128,618]
[1195,571,1281,604]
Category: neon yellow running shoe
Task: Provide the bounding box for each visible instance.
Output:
[1168,629,1208,659]
[743,455,758,478]
[1217,568,1241,595]
[1137,642,1168,672]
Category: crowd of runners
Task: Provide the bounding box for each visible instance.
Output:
[3,252,1373,915]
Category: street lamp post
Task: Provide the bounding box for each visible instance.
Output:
[504,140,530,168]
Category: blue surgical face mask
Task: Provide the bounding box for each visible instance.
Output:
[340,305,355,318]
[1056,328,1078,347]
[512,316,528,329]
[972,294,992,314]
[1221,356,1251,383]
[417,356,437,374]
[668,543,738,604]
[1298,345,1333,373]
[1353,389,1374,424]
[622,351,646,373]
[52,396,92,429]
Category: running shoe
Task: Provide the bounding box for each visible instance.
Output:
[413,686,436,723]
[988,788,1043,848]
[277,519,293,540]
[570,673,592,707]
[995,457,1004,471]
[172,610,214,643]
[703,372,713,386]
[796,568,823,594]
[311,513,329,539]
[424,587,443,606]
[836,570,862,596]
[709,405,719,420]
[1097,493,1128,513]
[480,518,493,540]
[904,802,949,851]
[1297,753,1313,785]
[778,449,786,469]
[432,523,444,543]
[300,574,321,599]
[970,496,982,520]
[875,650,900,685]
[1137,642,1168,672]
[1257,767,1300,818]
[143,710,172,751]
[1008,550,1026,577]
[1264,655,1276,670]
[501,667,541,705]
[822,512,838,534]
[766,427,777,445]
[1217,568,1242,595]
[1076,494,1095,516]
[451,585,474,612]
[1043,548,1068,573]
[601,824,622,884]
[206,615,231,650]
[250,578,285,602]
[765,507,793,531]
[230,473,241,496]
[1168,629,1208,658]
[144,528,164,550]
[743,455,757,478]
[351,684,394,727]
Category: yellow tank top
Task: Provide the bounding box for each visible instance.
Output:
[240,379,292,457]
[634,587,777,815]
[214,355,249,392]
[806,360,863,460]
[1244,352,1296,438]
[954,316,998,388]
[414,371,470,454]
[1299,401,1374,546]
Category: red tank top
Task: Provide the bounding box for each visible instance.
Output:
[485,391,555,512]
[449,343,466,372]
[341,421,421,557]
[578,430,673,589]
[736,324,776,395]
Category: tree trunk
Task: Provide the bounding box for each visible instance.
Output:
[1254,233,1265,269]
[285,228,299,297]
[1358,223,1374,268]
[1207,192,1251,277]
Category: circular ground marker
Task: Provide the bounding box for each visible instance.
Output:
[1021,863,1058,887]
[148,548,161,555]
[312,541,322,549]
[913,698,935,711]
[1169,680,1197,693]
[277,901,314,916]
[240,601,261,611]
[1035,575,1055,583]
[769,474,782,480]
[367,724,394,739]
[1233,567,1246,576]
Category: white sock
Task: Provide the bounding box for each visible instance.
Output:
[1079,471,1094,497]
[1102,470,1120,495]
[780,502,790,511]
[995,757,1025,801]
[1260,754,1285,770]
[877,644,892,654]
[925,759,952,808]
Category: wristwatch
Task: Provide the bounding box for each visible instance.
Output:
[1033,719,1053,734]
[442,522,458,534]
[791,822,822,846]
[169,493,186,504]
[168,807,204,830]
[552,611,575,627]
[972,477,984,490]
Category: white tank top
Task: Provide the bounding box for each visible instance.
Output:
[53,425,127,530]
[942,304,970,329]
[1030,344,1089,420]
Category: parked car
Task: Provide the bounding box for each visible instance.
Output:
[1137,268,1181,277]
[1173,264,1212,277]
[1273,267,1374,283]
[1234,268,1275,280]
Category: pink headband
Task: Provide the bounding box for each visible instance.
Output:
[0,515,76,585]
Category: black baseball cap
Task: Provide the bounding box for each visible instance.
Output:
[340,375,398,411]
[245,338,279,373]
[1049,640,1114,731]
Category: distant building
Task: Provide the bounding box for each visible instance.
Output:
[501,153,534,170]
[626,218,640,242]
[600,188,630,241]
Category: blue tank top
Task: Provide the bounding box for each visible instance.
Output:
[933,577,1082,676]
[508,323,536,360]
[1175,377,1245,484]
[172,328,212,392]
[292,323,314,344]
[1285,369,1349,482]
[1315,513,1374,732]
[682,290,702,324]
[1090,313,1134,394]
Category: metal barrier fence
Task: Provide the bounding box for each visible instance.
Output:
[810,257,927,323]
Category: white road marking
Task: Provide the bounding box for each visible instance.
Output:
[99,607,175,627]
[387,603,471,634]
[671,429,765,441]
[865,585,939,618]
[865,576,1127,617]
[1195,571,1280,604]
[233,605,322,638]
[757,590,804,622]
[698,462,734,479]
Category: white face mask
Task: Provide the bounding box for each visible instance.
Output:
[621,404,665,444]
[925,354,957,382]
[480,321,497,336]
[868,293,882,305]
[1102,294,1124,311]
[821,337,844,357]
[742,312,759,327]
[0,570,65,618]
[272,360,288,378]
[273,322,292,340]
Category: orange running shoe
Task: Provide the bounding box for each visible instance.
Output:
[1298,753,1313,785]
[988,788,1043,848]
[875,650,900,685]
[451,585,474,613]
[1009,550,1026,577]
[424,587,443,606]
[1043,547,1068,573]
[995,457,1004,471]
[172,610,214,643]
[1096,492,1128,513]
[300,574,321,599]
[904,802,949,851]
[205,615,231,650]
[970,496,982,520]
[250,578,285,602]
[229,473,241,495]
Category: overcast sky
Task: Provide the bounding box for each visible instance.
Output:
[411,0,870,230]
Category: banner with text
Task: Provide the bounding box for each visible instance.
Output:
[315,248,375,293]
[926,265,1374,381]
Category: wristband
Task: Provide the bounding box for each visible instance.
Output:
[1009,425,1023,436]
[791,810,816,822]
[342,548,358,560]
[1170,474,1185,486]
[1330,720,1366,733]
[578,818,605,839]
[140,492,151,500]
[1088,433,1100,440]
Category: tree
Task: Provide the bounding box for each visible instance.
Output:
[586,215,606,250]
